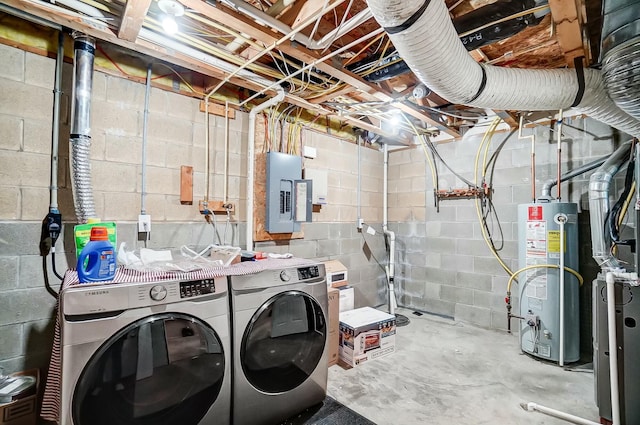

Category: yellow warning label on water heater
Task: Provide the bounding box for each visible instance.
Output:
[547,231,565,253]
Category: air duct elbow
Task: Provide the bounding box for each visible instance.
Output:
[588,140,633,267]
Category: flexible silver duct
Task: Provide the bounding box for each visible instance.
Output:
[600,0,640,121]
[365,0,640,138]
[69,32,97,223]
[603,39,640,121]
[589,140,633,267]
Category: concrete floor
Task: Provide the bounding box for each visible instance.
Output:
[327,308,599,425]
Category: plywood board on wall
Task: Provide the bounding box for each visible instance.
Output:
[254,152,304,242]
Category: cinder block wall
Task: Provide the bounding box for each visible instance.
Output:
[0,43,385,374]
[388,118,626,332]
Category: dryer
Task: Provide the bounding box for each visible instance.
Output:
[59,277,230,425]
[230,264,328,425]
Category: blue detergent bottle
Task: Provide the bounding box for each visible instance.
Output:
[77,226,117,283]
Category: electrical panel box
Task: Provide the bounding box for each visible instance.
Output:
[266,152,312,233]
[303,168,328,205]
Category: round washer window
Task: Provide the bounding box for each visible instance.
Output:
[73,313,225,425]
[241,291,326,393]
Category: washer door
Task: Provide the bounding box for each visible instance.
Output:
[72,313,225,425]
[241,291,326,393]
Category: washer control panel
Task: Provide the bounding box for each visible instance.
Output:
[149,285,167,301]
[180,278,216,298]
[297,265,320,280]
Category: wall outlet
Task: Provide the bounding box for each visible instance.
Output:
[138,214,151,232]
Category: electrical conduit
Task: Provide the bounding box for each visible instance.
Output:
[49,31,64,214]
[364,0,640,138]
[69,32,97,223]
[141,64,151,217]
[246,89,285,251]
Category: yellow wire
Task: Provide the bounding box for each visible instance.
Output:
[507,264,584,293]
[617,181,636,228]
[474,119,515,276]
[153,63,205,96]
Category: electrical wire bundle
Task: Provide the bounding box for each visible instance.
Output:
[607,141,637,255]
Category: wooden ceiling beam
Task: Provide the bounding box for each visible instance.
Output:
[548,0,589,66]
[493,110,520,129]
[178,0,460,138]
[118,0,152,42]
[5,0,406,141]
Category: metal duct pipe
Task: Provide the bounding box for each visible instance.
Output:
[601,0,640,121]
[69,32,97,223]
[539,156,609,201]
[364,0,640,138]
[589,140,633,267]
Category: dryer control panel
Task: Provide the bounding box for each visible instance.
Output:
[180,279,216,298]
[297,266,320,280]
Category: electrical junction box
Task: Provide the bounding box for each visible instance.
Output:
[265,152,312,233]
[303,168,328,205]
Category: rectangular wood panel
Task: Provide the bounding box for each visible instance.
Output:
[180,165,193,205]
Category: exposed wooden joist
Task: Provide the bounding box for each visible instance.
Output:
[3,0,392,139]
[118,0,152,42]
[548,0,589,66]
[307,84,357,104]
[493,110,519,129]
[177,0,460,138]
[291,0,327,28]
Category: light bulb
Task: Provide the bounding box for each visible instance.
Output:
[162,14,178,35]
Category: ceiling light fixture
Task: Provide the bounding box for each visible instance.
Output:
[158,0,184,35]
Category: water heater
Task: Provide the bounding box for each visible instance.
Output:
[517,202,580,363]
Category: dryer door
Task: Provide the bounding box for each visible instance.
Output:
[72,313,225,425]
[241,290,326,393]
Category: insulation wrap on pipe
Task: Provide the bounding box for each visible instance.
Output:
[365,0,640,138]
[70,33,97,223]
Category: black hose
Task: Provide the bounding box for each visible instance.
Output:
[52,251,65,281]
[42,255,59,299]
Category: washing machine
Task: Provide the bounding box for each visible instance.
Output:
[59,276,230,425]
[230,264,328,425]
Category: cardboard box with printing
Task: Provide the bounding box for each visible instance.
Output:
[323,260,348,288]
[339,307,396,367]
[327,287,340,366]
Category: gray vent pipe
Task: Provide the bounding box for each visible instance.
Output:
[69,32,97,223]
[539,156,609,201]
[589,140,633,267]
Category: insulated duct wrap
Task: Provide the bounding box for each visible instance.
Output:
[365,0,640,138]
[70,33,96,223]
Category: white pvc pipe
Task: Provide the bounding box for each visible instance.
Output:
[223,101,229,204]
[558,215,566,367]
[246,89,285,251]
[605,272,624,425]
[523,402,600,425]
